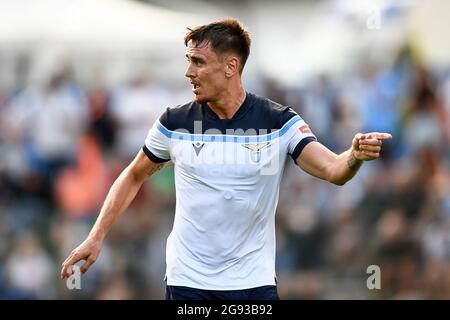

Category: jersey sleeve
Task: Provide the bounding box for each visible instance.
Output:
[142,112,171,163]
[284,111,317,164]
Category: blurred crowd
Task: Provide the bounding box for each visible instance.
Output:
[0,43,449,299]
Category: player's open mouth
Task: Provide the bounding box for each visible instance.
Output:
[192,83,200,94]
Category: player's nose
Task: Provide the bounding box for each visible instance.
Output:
[185,64,195,79]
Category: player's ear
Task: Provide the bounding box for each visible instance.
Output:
[225,56,239,78]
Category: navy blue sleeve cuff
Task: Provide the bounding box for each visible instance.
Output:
[291,137,317,164]
[142,145,170,163]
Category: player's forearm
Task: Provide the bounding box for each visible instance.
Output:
[327,149,363,186]
[88,168,147,241]
[88,150,165,241]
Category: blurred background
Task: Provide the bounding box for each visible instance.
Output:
[1,0,450,299]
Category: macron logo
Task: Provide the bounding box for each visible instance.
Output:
[192,142,205,156]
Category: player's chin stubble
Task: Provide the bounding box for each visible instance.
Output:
[194,95,207,104]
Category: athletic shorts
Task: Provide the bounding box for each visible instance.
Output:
[165,285,279,300]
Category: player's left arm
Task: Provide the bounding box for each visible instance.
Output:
[296,132,392,185]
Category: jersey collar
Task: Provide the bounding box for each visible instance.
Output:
[203,92,253,121]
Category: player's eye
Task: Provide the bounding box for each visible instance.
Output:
[192,58,203,66]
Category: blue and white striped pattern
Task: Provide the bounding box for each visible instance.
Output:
[156,115,302,143]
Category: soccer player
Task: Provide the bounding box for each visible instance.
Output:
[61,19,392,300]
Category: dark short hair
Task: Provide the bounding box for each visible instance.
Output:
[184,18,251,73]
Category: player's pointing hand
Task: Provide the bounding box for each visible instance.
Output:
[352,132,392,161]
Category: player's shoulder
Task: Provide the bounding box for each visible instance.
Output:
[158,100,201,131]
[249,92,301,129]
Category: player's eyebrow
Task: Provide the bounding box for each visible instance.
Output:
[186,54,205,63]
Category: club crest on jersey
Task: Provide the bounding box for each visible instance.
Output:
[192,142,205,156]
[241,142,271,162]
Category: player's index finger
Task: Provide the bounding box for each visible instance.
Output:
[61,263,71,279]
[62,254,74,267]
[367,132,392,140]
[62,254,80,272]
[63,253,77,266]
[375,133,392,140]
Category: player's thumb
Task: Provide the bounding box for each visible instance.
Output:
[80,255,97,274]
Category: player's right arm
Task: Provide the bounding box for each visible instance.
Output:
[60,149,165,279]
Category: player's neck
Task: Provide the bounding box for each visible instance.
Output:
[207,83,246,120]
